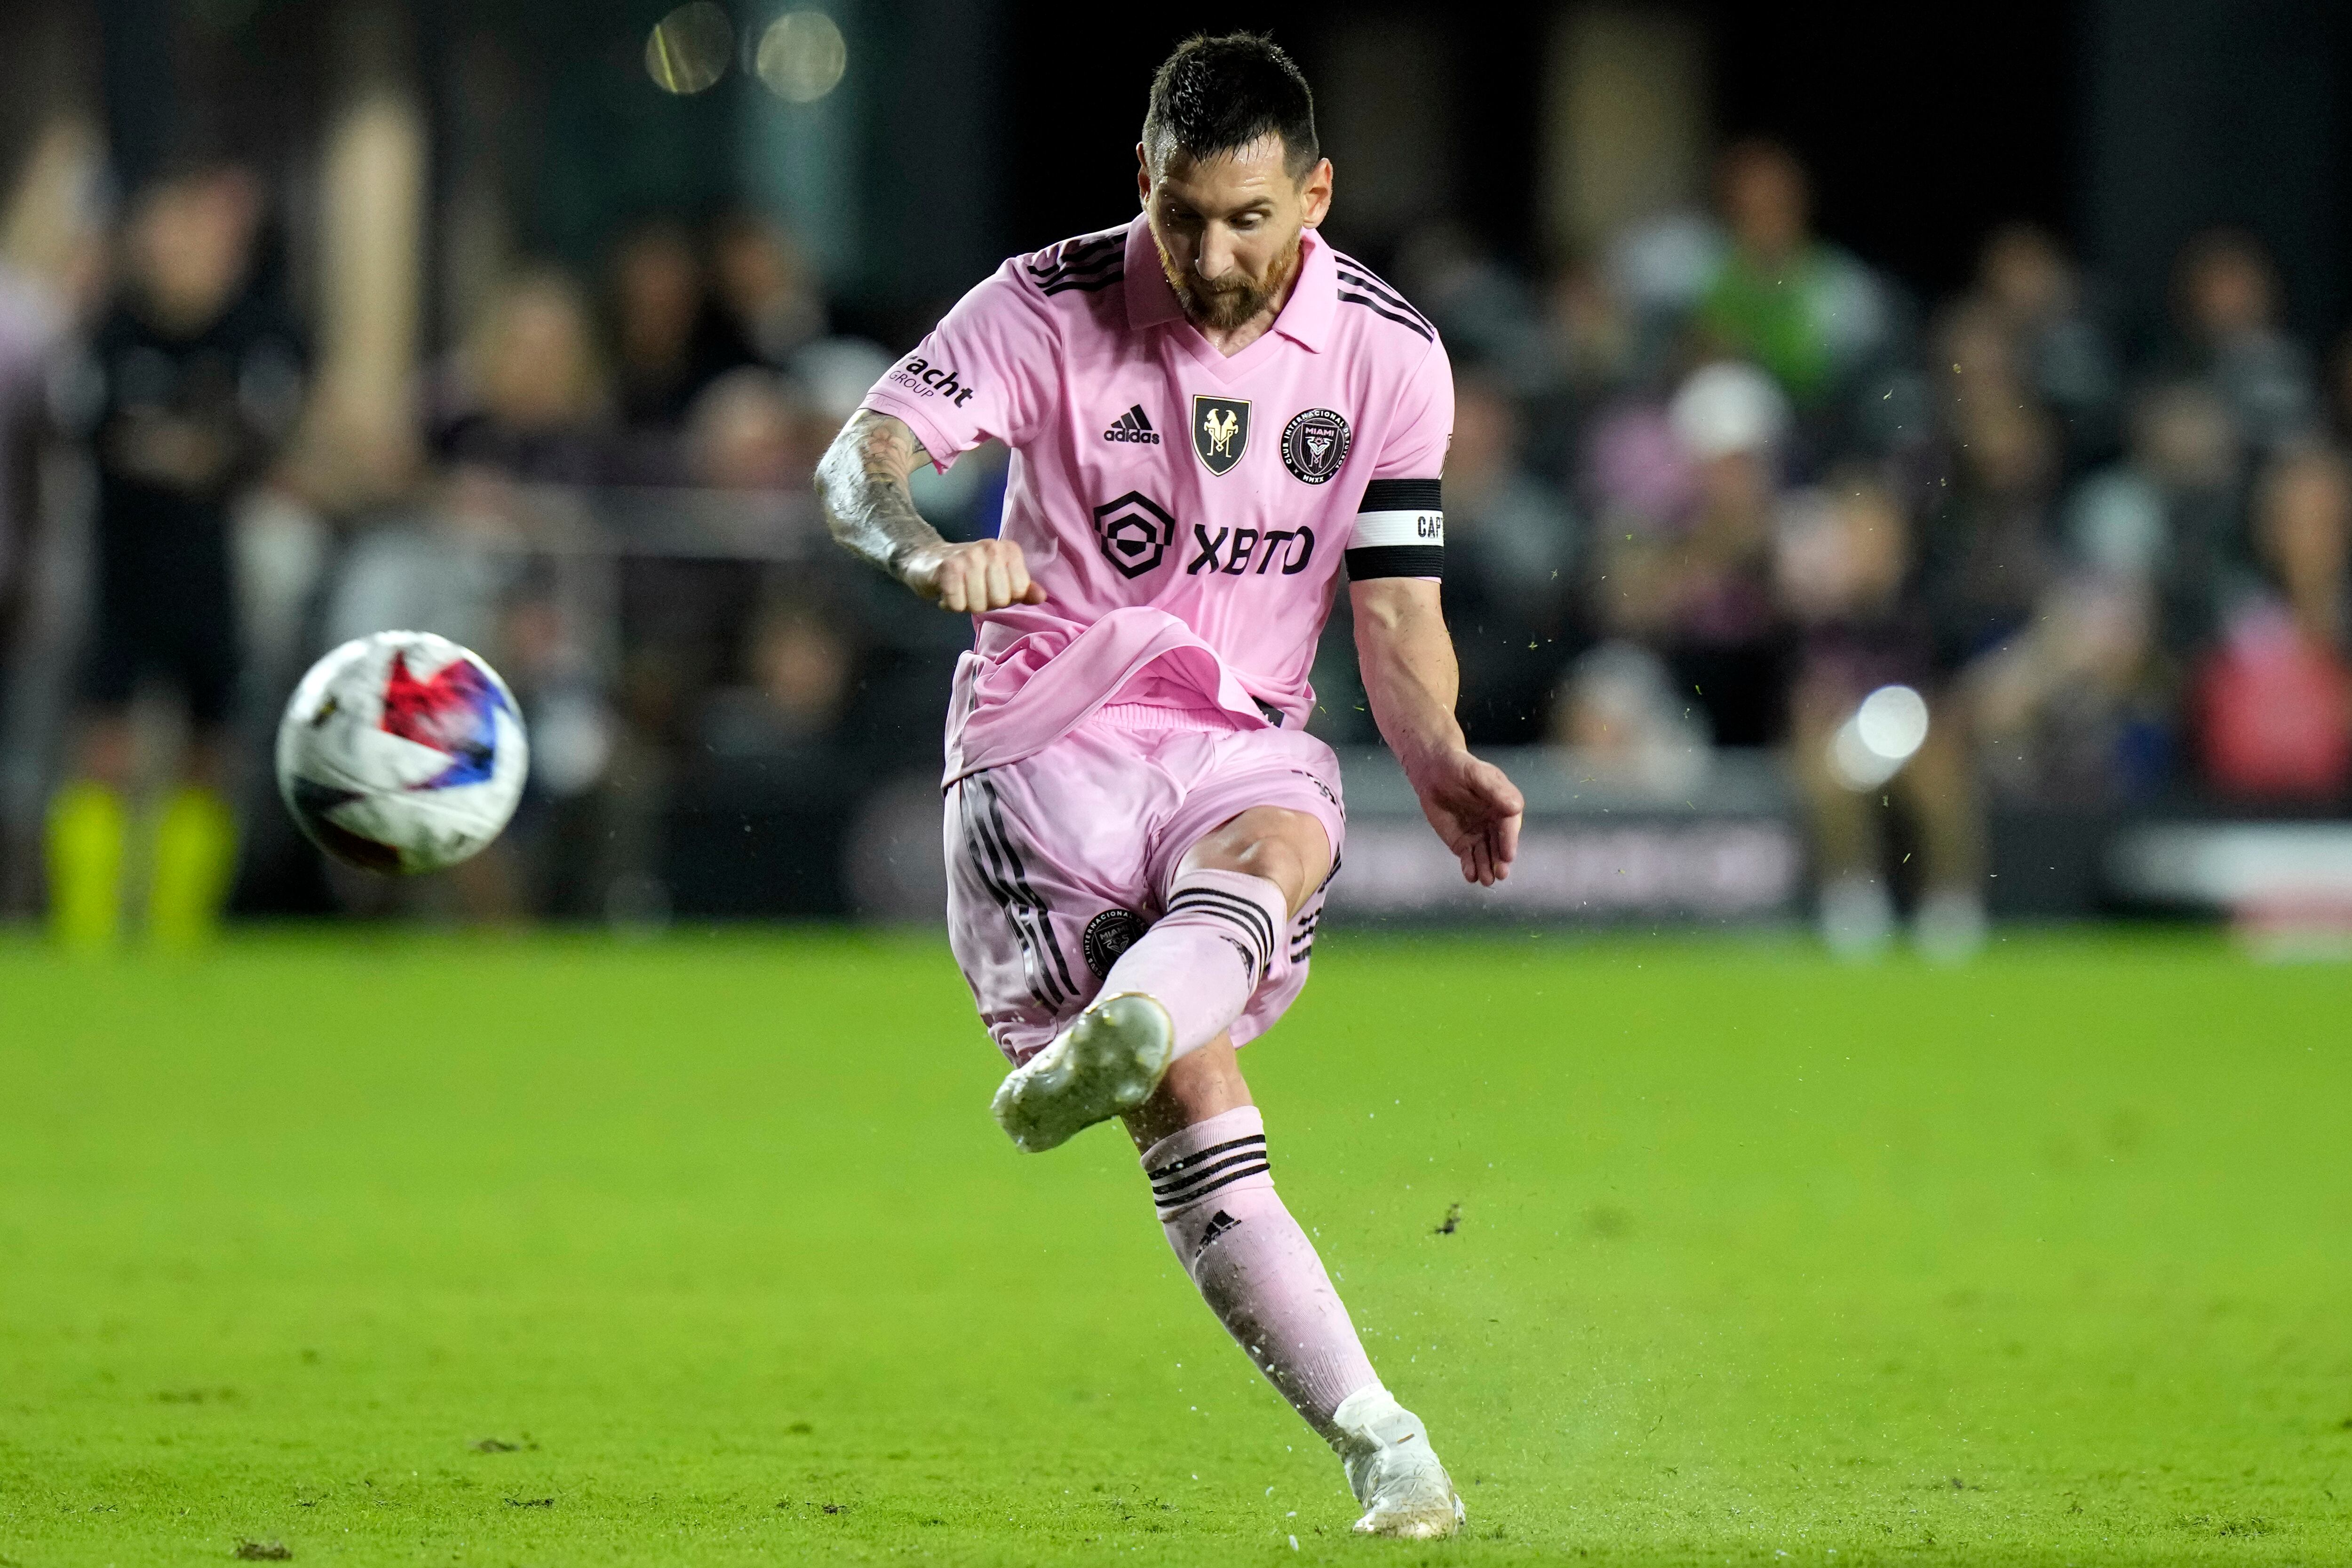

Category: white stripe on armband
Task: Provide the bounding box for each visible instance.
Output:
[1352,509,1444,548]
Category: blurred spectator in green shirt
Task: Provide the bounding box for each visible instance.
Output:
[1696,141,1890,414]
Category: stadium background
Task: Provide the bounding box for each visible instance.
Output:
[3,0,2350,939]
[7,7,2352,1565]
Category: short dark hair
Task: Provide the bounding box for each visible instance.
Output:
[1142,33,1319,180]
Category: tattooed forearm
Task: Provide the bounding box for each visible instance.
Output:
[815,410,940,585]
[816,408,1042,613]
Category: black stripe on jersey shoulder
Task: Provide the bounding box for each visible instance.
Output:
[1038,268,1124,296]
[1025,232,1122,271]
[1346,544,1446,580]
[1329,253,1436,332]
[1360,478,1442,512]
[1025,233,1125,288]
[1336,290,1435,342]
[1032,251,1121,287]
[1334,275,1433,335]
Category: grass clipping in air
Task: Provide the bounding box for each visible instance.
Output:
[0,929,2345,1564]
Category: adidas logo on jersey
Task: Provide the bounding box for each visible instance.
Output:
[1102,404,1161,444]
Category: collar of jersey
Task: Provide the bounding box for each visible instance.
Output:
[1122,214,1336,358]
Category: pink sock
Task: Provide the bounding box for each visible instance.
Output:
[1143,1106,1380,1437]
[1101,869,1287,1059]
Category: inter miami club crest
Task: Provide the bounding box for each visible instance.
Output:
[1192,394,1251,476]
[1280,407,1351,484]
[1082,908,1145,976]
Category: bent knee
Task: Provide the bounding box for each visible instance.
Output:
[1181,807,1330,916]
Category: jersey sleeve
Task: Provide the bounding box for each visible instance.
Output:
[858,261,1057,471]
[1345,336,1453,581]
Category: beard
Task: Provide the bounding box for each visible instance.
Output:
[1155,229,1303,331]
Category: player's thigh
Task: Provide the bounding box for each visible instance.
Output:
[1149,727,1348,907]
[1178,805,1333,917]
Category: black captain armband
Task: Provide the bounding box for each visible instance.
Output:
[1344,478,1444,580]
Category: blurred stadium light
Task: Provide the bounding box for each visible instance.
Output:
[646,3,735,96]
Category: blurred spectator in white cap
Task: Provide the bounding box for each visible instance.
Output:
[1589,358,1792,745]
[1669,358,1792,461]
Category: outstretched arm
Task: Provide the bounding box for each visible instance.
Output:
[1351,576,1524,886]
[813,409,1044,613]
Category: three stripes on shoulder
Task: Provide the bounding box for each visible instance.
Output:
[1028,235,1125,297]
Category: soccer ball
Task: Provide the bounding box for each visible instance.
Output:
[276,631,530,874]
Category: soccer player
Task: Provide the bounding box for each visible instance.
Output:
[816,34,1522,1538]
[48,160,302,949]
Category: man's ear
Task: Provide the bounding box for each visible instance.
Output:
[1136,141,1152,210]
[1299,157,1334,228]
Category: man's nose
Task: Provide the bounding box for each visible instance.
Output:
[1196,225,1237,281]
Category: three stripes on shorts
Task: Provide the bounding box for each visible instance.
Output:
[961,774,1080,1010]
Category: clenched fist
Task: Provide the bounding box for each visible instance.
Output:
[902,537,1048,613]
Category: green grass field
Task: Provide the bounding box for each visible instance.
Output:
[2,929,2347,1566]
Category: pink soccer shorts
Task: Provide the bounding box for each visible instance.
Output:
[943,706,1348,1065]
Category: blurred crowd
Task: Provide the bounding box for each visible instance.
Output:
[1320,139,2352,955]
[0,137,1004,939]
[3,131,2349,947]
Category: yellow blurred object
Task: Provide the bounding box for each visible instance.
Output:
[47,781,127,951]
[645,2,732,95]
[148,786,238,952]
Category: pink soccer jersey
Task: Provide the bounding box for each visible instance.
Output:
[858,215,1451,782]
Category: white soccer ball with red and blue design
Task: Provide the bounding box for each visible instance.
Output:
[275,631,529,875]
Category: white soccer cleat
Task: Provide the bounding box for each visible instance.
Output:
[990,993,1173,1153]
[1329,1384,1464,1539]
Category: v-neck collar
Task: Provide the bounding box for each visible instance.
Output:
[1121,215,1336,384]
